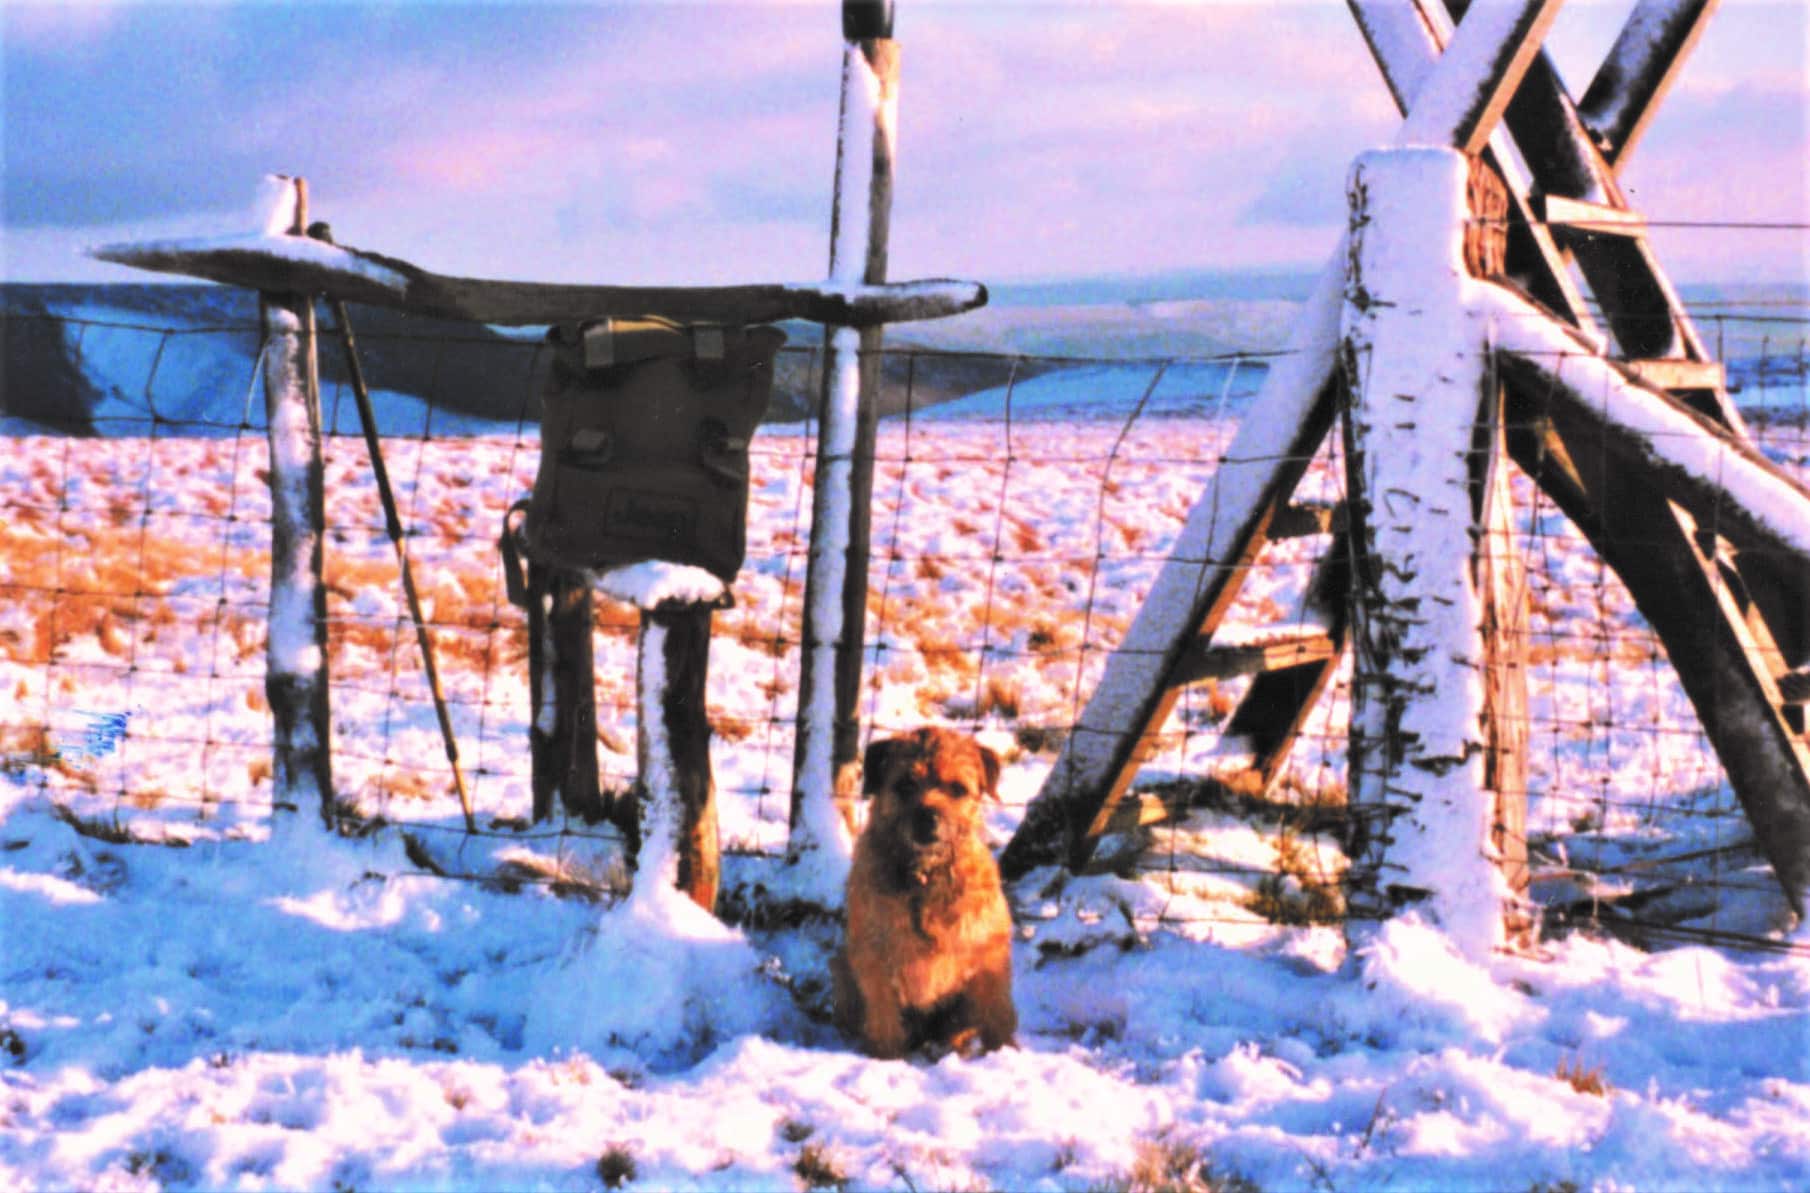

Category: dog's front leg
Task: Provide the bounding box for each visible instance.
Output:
[965,961,1018,1053]
[855,975,910,1059]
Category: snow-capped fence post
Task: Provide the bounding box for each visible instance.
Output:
[1339,148,1524,958]
[634,605,720,910]
[786,0,899,903]
[257,175,336,830]
[601,568,734,912]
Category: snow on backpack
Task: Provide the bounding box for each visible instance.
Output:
[520,316,785,583]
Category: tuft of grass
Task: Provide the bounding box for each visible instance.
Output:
[976,673,1023,721]
[125,1149,195,1187]
[596,1143,638,1189]
[1118,1132,1260,1193]
[793,1141,849,1191]
[1014,722,1066,755]
[1556,1055,1610,1097]
[1245,826,1344,925]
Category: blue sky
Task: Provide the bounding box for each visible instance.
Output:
[4,1,1806,287]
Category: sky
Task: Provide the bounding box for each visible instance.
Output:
[3,1,1807,289]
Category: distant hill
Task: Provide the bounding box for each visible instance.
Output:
[4,276,1802,435]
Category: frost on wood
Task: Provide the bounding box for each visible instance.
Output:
[260,294,333,829]
[90,230,411,296]
[1484,287,1810,566]
[787,334,860,905]
[256,174,300,237]
[632,608,719,911]
[1341,149,1508,958]
[828,40,896,285]
[787,30,900,909]
[1578,0,1711,160]
[1395,0,1561,155]
[634,620,682,902]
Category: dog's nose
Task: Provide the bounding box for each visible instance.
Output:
[910,806,941,844]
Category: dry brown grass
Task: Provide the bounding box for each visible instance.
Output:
[1556,1055,1610,1097]
[792,1142,849,1191]
[1120,1133,1260,1193]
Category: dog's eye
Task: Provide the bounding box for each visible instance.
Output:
[948,782,971,800]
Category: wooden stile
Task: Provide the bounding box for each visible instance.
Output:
[1008,0,1809,941]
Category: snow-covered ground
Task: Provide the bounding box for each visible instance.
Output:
[4,367,1809,1189]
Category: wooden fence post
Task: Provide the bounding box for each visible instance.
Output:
[788,0,899,900]
[634,604,720,910]
[1340,148,1520,958]
[258,176,335,829]
[526,562,608,827]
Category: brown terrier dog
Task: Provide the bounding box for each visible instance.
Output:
[833,728,1017,1059]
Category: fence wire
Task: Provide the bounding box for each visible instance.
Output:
[2,296,1807,953]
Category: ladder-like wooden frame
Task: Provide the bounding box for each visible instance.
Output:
[1001,0,1810,924]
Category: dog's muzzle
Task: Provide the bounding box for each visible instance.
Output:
[889,814,956,890]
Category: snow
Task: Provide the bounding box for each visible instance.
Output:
[827,42,892,285]
[786,326,861,905]
[1395,0,1555,151]
[1485,284,1810,564]
[633,618,680,899]
[6,805,1807,1189]
[1341,148,1507,956]
[88,227,411,296]
[4,295,1810,1187]
[1019,246,1346,831]
[594,561,727,612]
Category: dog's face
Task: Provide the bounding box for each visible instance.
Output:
[861,728,1001,890]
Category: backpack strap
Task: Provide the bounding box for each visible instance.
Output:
[499,499,536,609]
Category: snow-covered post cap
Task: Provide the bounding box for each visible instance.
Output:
[88,176,410,297]
[604,561,729,914]
[591,561,732,612]
[256,173,304,237]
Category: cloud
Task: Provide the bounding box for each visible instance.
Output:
[1,2,125,52]
[4,1,1804,286]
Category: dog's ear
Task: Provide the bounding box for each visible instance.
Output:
[862,737,900,797]
[978,743,1002,801]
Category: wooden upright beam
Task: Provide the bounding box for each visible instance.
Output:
[788,4,901,902]
[526,564,609,827]
[634,605,721,912]
[1339,149,1522,953]
[258,177,336,830]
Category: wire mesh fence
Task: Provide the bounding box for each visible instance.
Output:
[3,295,1806,950]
